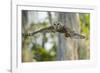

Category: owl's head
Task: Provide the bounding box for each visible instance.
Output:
[53,22,63,30]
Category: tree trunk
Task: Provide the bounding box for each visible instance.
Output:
[56,12,80,60]
[65,13,80,60]
[22,10,33,62]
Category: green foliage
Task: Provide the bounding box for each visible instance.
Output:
[31,43,56,61]
[79,13,90,38]
[79,13,90,59]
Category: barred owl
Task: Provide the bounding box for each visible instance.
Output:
[23,22,85,39]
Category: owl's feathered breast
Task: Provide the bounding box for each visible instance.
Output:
[56,26,75,37]
[56,26,67,33]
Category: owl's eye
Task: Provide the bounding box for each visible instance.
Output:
[54,24,56,25]
[57,23,60,25]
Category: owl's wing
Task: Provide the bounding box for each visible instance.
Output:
[65,27,85,39]
[70,33,85,39]
[23,26,55,36]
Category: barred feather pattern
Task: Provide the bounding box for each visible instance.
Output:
[22,22,85,39]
